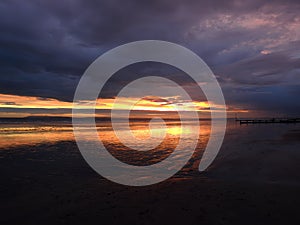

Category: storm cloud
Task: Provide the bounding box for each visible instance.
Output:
[0,0,299,116]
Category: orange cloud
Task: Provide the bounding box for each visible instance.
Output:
[0,94,247,117]
[0,94,73,109]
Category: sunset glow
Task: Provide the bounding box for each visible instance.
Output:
[0,93,247,118]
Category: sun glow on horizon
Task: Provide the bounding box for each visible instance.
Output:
[0,93,248,118]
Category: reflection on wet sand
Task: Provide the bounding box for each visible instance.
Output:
[0,126,75,149]
[0,120,210,154]
[0,120,212,177]
[1,119,300,225]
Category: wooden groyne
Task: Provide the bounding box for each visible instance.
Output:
[236,118,300,124]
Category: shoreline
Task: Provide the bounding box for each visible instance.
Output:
[1,123,300,224]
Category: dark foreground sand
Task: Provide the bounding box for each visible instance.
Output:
[1,134,300,225]
[0,142,300,225]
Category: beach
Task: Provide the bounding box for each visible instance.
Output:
[1,119,300,225]
[1,1,300,224]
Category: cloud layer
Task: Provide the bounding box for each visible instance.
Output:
[0,0,300,116]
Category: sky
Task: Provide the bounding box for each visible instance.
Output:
[0,0,300,118]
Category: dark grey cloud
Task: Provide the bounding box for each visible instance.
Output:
[217,45,300,86]
[0,0,299,115]
[0,102,18,106]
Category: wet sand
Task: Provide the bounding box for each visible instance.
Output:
[1,123,300,225]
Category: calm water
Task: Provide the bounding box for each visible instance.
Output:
[0,119,210,149]
[0,119,211,175]
[1,118,299,183]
